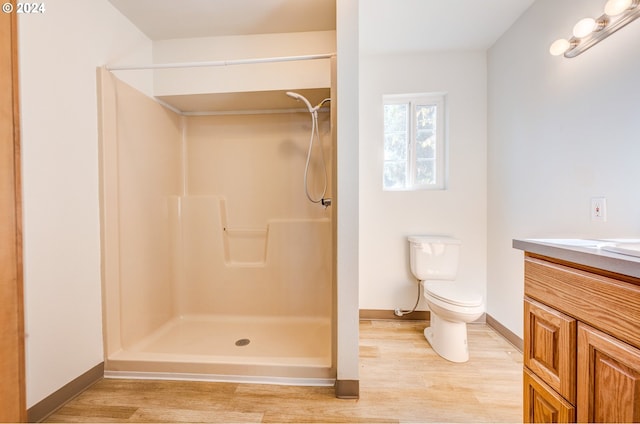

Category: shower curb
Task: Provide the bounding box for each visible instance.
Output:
[104,370,335,387]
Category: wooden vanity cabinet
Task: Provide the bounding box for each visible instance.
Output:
[577,324,640,423]
[523,367,575,423]
[523,254,640,423]
[524,299,576,403]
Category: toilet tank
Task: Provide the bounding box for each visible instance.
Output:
[408,236,461,280]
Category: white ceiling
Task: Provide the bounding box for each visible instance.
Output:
[107,0,336,40]
[108,0,534,53]
[360,0,535,54]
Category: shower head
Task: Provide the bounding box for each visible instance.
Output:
[286,91,314,113]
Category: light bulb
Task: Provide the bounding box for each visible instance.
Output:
[605,0,633,16]
[573,17,597,37]
[549,38,571,56]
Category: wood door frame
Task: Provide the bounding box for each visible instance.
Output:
[0,2,27,421]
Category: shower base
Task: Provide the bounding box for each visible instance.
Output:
[105,315,334,386]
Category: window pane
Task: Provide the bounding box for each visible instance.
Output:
[384,161,407,189]
[383,103,409,189]
[416,133,435,159]
[383,104,409,162]
[384,104,408,132]
[415,158,435,185]
[384,133,407,161]
[415,104,436,159]
[416,104,436,130]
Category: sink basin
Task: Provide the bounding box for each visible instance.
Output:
[526,238,640,259]
[601,243,640,258]
[534,239,611,248]
[532,239,607,247]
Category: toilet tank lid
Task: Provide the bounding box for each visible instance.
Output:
[408,236,461,245]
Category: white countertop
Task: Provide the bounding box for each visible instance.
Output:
[513,238,640,279]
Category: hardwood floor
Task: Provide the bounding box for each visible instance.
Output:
[45,320,523,423]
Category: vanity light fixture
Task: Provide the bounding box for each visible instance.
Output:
[572,17,601,38]
[605,0,634,15]
[549,0,640,58]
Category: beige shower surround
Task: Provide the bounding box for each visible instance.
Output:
[97,68,334,383]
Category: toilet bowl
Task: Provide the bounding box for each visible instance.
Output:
[408,236,485,363]
[422,281,484,363]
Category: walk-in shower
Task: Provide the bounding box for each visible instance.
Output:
[97,56,335,385]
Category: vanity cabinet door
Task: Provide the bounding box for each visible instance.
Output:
[524,368,575,423]
[577,323,640,423]
[525,298,577,404]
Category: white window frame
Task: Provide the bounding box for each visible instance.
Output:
[382,92,447,191]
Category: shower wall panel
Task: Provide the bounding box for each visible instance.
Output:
[180,113,333,319]
[178,197,331,317]
[186,113,332,223]
[99,70,183,353]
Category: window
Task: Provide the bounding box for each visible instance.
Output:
[383,93,446,190]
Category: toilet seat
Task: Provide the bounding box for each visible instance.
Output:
[424,281,482,307]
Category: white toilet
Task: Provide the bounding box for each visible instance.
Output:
[408,236,484,363]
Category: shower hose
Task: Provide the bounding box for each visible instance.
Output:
[304,109,328,204]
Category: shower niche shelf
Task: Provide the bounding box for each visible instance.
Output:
[223,227,268,267]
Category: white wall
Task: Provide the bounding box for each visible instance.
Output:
[336,0,360,385]
[358,52,488,311]
[19,0,152,406]
[152,31,335,96]
[487,0,640,338]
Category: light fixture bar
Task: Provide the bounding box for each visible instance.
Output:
[565,5,640,57]
[549,0,640,58]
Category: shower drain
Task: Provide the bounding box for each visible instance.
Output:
[235,338,250,347]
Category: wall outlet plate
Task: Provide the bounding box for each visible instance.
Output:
[591,197,607,222]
